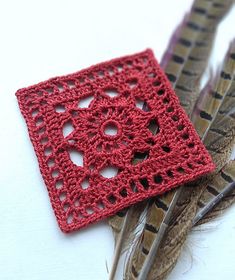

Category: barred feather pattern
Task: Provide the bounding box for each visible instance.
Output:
[193,43,235,139]
[147,181,208,280]
[125,191,176,279]
[204,88,235,171]
[174,0,233,116]
[195,79,235,225]
[195,160,235,225]
[163,0,214,87]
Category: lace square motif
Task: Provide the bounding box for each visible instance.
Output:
[16,49,214,232]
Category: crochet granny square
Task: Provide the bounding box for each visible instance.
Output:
[16,49,214,233]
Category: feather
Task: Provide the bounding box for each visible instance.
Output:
[108,202,147,280]
[108,208,128,245]
[163,0,214,87]
[163,0,233,89]
[174,0,233,116]
[147,180,206,280]
[138,41,235,280]
[194,41,235,139]
[193,77,235,224]
[137,188,183,280]
[204,83,235,171]
[124,190,178,279]
[123,2,234,279]
[194,160,235,225]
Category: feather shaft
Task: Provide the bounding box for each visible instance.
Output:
[193,181,235,225]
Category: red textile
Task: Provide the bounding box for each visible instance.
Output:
[16,49,214,233]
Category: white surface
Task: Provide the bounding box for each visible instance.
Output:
[0,1,234,279]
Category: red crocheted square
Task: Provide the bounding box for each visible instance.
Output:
[16,49,214,233]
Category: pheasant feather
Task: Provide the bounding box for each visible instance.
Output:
[174,0,232,116]
[163,0,213,87]
[123,1,234,279]
[194,44,235,139]
[193,76,235,224]
[139,42,235,280]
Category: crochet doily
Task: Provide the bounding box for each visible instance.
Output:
[16,49,214,233]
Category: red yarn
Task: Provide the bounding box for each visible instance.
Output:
[16,49,214,233]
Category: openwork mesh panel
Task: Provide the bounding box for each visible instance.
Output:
[16,49,214,232]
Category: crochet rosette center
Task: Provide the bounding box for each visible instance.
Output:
[16,49,214,233]
[101,120,120,138]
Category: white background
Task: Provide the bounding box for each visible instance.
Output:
[0,1,234,279]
